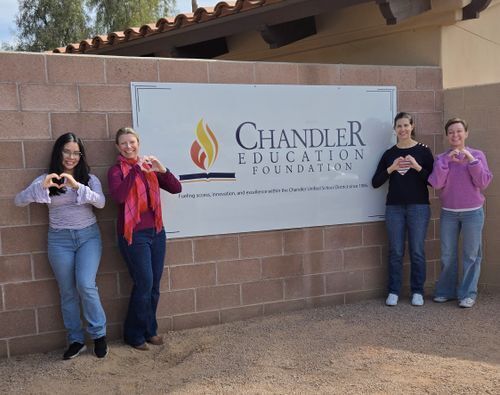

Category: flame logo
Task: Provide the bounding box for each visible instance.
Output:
[190,119,219,171]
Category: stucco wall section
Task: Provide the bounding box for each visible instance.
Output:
[441,2,500,88]
[220,2,441,67]
[0,52,443,358]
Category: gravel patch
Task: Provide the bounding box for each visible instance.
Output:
[2,291,500,394]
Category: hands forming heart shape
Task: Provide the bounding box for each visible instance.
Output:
[43,173,78,190]
[391,155,417,175]
[448,149,467,163]
[138,156,166,173]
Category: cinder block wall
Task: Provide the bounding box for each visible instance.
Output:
[0,52,443,358]
[444,85,500,288]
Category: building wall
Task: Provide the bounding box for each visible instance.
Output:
[444,84,500,287]
[441,2,500,88]
[219,0,500,90]
[219,1,494,67]
[0,52,443,358]
[221,2,442,66]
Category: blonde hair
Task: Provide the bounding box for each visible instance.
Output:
[115,127,140,144]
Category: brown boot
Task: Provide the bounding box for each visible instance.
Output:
[132,343,149,351]
[147,335,164,345]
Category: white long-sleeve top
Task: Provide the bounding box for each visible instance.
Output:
[15,174,105,229]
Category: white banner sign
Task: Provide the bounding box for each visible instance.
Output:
[131,83,396,239]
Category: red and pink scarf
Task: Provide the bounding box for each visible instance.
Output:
[118,155,162,244]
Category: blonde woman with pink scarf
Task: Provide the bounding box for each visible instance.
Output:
[108,127,182,350]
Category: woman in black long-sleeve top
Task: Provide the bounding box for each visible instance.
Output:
[372,112,434,307]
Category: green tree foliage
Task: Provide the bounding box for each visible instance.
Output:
[1,42,16,51]
[8,0,176,52]
[86,0,177,35]
[15,0,90,52]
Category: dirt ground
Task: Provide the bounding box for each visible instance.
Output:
[2,291,500,394]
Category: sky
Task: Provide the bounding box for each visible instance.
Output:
[0,0,216,46]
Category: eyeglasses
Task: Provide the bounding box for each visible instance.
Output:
[62,149,82,158]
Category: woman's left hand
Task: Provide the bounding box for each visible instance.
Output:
[59,173,79,190]
[405,155,422,172]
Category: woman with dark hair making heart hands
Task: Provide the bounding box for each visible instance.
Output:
[15,132,108,360]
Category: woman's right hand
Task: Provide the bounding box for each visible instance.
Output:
[387,157,403,174]
[42,173,62,189]
[447,149,460,162]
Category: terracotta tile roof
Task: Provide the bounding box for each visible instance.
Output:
[53,0,286,54]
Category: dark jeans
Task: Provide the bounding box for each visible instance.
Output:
[118,227,166,346]
[385,204,430,295]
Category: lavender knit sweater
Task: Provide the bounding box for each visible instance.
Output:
[428,147,492,210]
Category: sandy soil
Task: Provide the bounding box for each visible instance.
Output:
[2,291,500,394]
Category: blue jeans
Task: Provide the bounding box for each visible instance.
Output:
[118,228,166,346]
[385,204,430,295]
[47,223,106,343]
[435,208,484,300]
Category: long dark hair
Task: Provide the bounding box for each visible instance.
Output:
[393,112,416,139]
[48,132,90,196]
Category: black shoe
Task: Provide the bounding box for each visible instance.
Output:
[63,342,86,360]
[94,336,108,358]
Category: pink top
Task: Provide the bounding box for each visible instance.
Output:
[428,147,492,210]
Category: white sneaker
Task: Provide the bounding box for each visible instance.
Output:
[385,293,398,306]
[433,296,449,303]
[459,297,475,308]
[411,293,424,306]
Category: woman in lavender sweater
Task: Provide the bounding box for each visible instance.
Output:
[429,118,493,308]
[15,133,108,359]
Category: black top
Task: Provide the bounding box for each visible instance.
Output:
[372,143,434,205]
